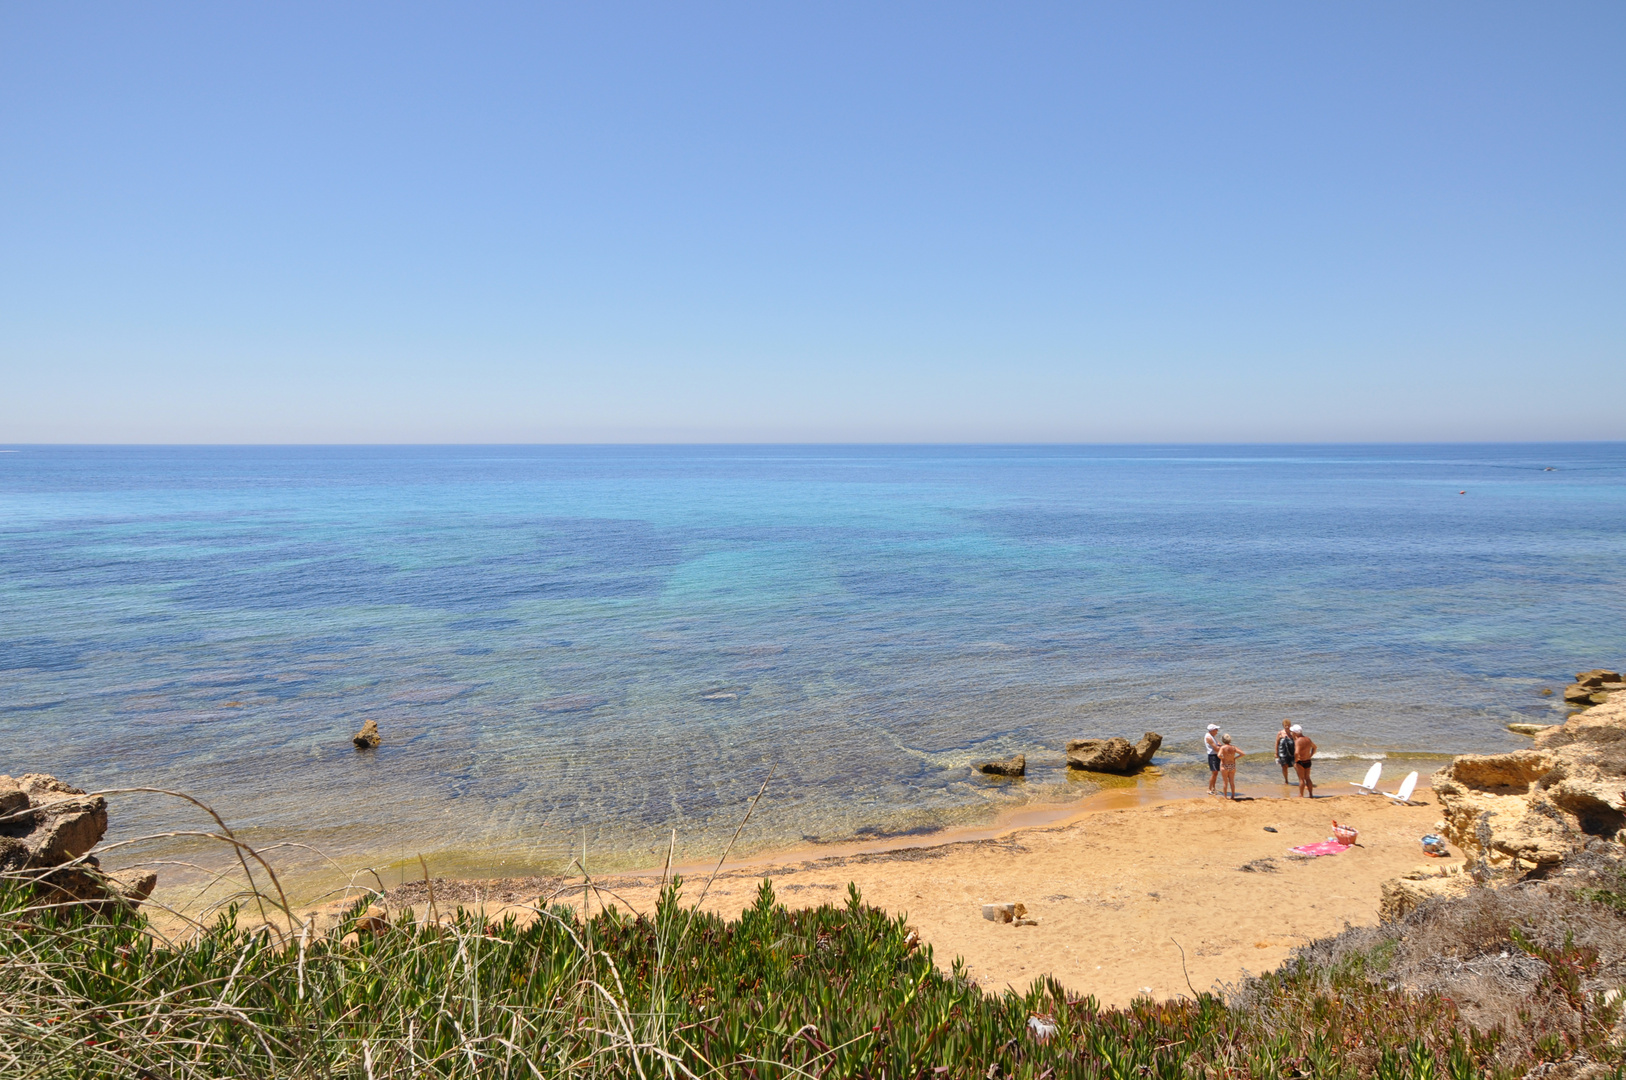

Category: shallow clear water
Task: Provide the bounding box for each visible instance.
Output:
[2,445,1623,885]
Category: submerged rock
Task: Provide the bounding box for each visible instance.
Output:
[699,686,746,702]
[1066,732,1161,775]
[536,695,607,713]
[353,719,382,749]
[975,755,1026,778]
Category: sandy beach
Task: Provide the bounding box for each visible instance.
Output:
[337,783,1445,1008]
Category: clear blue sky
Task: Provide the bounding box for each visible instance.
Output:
[2,3,1621,443]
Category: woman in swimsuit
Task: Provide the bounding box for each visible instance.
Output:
[1275,719,1296,783]
[1218,734,1244,799]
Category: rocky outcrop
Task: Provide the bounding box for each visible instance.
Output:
[1563,669,1622,707]
[1430,697,1626,868]
[353,719,382,749]
[1,774,107,865]
[0,773,154,912]
[975,755,1026,777]
[1066,732,1162,775]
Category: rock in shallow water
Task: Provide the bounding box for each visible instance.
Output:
[1067,738,1137,773]
[975,754,1026,777]
[1565,683,1609,705]
[353,719,382,749]
[1065,732,1161,775]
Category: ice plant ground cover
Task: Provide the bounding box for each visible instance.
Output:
[6,870,1621,1079]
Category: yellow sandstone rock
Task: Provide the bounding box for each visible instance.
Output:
[1431,699,1626,868]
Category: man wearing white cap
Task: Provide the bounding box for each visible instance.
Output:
[1291,724,1317,798]
[1204,723,1222,794]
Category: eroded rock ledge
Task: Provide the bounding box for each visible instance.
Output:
[1382,684,1626,919]
[1434,699,1626,868]
[0,773,155,912]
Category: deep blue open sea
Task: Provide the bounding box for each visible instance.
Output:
[3,445,1624,885]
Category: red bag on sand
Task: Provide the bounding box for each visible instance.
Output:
[1332,821,1359,845]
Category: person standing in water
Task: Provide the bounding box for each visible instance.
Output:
[1204,723,1222,795]
[1275,719,1297,784]
[1291,723,1317,798]
[1218,733,1245,799]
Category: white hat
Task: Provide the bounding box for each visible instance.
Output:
[1289,724,1303,733]
[1206,723,1220,731]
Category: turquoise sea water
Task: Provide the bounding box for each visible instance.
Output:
[2,445,1624,885]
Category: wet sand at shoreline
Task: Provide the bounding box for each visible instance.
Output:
[295,781,1446,1007]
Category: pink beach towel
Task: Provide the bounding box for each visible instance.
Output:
[1289,840,1351,857]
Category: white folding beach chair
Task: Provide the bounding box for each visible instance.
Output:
[1382,771,1419,804]
[1349,761,1382,795]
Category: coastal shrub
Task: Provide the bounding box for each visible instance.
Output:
[2,870,1579,1080]
[1280,869,1626,1076]
[1576,864,1626,915]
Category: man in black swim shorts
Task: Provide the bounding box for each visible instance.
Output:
[1291,723,1317,798]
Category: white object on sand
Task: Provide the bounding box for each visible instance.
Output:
[1382,771,1419,804]
[1349,761,1382,794]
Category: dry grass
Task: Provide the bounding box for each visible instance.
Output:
[1278,847,1626,1075]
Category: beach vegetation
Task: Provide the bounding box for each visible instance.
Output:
[8,864,1615,1079]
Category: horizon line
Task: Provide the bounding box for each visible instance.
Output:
[2,439,1624,450]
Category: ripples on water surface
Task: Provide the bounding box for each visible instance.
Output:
[1,445,1623,888]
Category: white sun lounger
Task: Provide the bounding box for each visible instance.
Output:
[1382,771,1419,804]
[1349,761,1382,794]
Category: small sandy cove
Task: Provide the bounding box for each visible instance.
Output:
[349,787,1443,1008]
